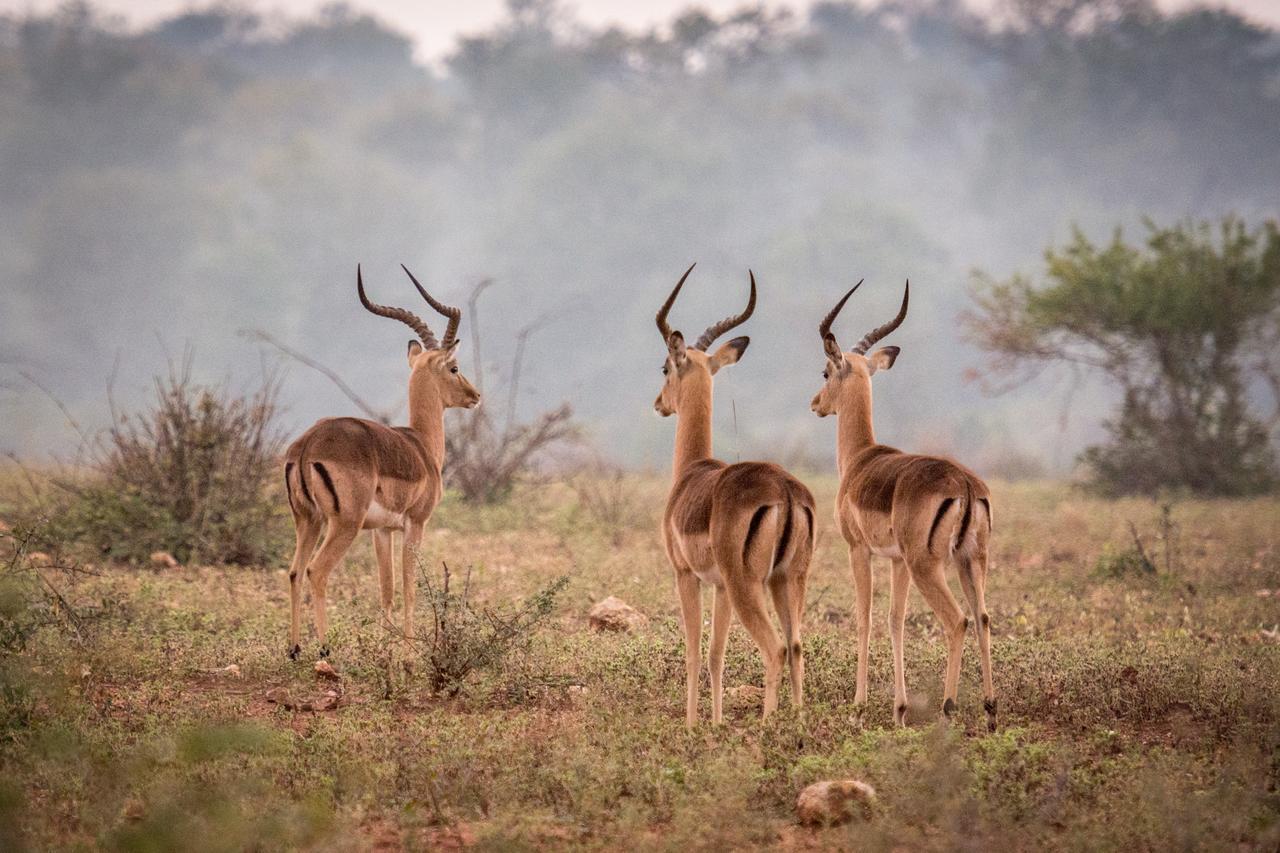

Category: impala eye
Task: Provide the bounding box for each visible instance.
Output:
[822,370,829,380]
[450,365,459,374]
[662,366,669,375]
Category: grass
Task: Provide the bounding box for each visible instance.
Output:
[2,475,1279,849]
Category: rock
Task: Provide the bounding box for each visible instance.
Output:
[218,664,242,679]
[588,596,648,632]
[265,687,294,707]
[120,797,146,822]
[302,689,342,712]
[0,518,11,534]
[726,684,765,705]
[149,551,180,569]
[28,551,53,566]
[796,779,877,827]
[314,660,340,681]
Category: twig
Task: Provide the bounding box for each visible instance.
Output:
[240,328,394,424]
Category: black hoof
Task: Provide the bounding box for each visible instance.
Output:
[984,698,998,731]
[895,702,909,725]
[318,646,331,659]
[942,697,957,717]
[288,644,301,661]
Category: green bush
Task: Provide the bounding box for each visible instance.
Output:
[42,356,289,566]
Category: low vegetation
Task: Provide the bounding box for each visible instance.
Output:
[1,472,1277,849]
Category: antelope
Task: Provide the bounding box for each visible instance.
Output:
[283,265,480,660]
[810,280,996,730]
[654,263,816,727]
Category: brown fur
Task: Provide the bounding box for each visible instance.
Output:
[813,334,996,730]
[657,334,816,728]
[284,335,479,661]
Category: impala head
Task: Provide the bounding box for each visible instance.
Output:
[810,279,908,417]
[653,263,755,417]
[357,264,481,410]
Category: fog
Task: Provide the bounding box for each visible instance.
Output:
[2,0,1278,474]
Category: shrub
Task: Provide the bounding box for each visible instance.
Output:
[48,355,288,566]
[568,459,646,545]
[416,559,568,696]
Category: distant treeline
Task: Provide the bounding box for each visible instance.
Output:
[2,0,1277,472]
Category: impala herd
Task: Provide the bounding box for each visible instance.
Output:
[283,263,995,731]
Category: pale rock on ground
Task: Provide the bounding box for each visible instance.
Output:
[795,779,877,827]
[587,596,648,632]
[149,551,180,569]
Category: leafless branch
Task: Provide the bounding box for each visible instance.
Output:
[240,328,395,424]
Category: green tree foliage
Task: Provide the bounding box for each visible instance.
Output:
[1,1,1279,470]
[967,217,1280,495]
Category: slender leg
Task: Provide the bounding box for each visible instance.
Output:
[726,579,786,719]
[372,529,395,635]
[912,558,969,719]
[708,585,732,725]
[889,557,911,725]
[401,521,424,656]
[768,569,807,708]
[849,544,873,705]
[287,517,322,659]
[958,545,996,730]
[675,569,704,728]
[305,521,361,656]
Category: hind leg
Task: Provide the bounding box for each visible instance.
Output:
[727,578,786,719]
[768,569,806,708]
[889,557,911,725]
[911,556,968,719]
[957,543,996,730]
[305,520,361,657]
[287,516,322,660]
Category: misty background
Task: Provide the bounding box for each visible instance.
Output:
[2,0,1278,474]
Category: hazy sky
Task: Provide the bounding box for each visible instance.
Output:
[3,0,1277,60]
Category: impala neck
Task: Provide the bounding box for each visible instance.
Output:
[673,374,714,475]
[836,381,877,479]
[408,380,447,471]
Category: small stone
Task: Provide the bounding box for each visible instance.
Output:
[28,551,53,566]
[149,551,180,569]
[588,596,648,632]
[120,797,146,822]
[796,779,877,827]
[219,664,242,679]
[314,660,340,681]
[265,687,294,707]
[726,684,765,705]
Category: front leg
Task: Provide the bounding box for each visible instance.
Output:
[889,557,911,725]
[848,542,873,706]
[674,568,703,729]
[401,521,424,658]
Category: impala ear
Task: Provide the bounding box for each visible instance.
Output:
[867,345,900,375]
[709,336,749,374]
[407,339,424,363]
[667,331,687,365]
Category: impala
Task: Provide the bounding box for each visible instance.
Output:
[811,280,996,730]
[655,263,816,727]
[283,265,479,660]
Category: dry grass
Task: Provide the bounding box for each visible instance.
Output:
[1,475,1278,850]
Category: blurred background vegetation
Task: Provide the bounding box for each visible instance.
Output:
[2,0,1277,486]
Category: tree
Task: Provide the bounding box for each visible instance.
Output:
[966,216,1280,496]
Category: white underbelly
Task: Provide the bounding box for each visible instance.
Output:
[362,499,407,530]
[869,542,902,559]
[673,529,722,586]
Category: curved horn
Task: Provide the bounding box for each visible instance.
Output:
[818,279,863,349]
[693,269,757,351]
[401,264,461,349]
[656,262,696,342]
[357,264,438,349]
[852,280,909,355]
